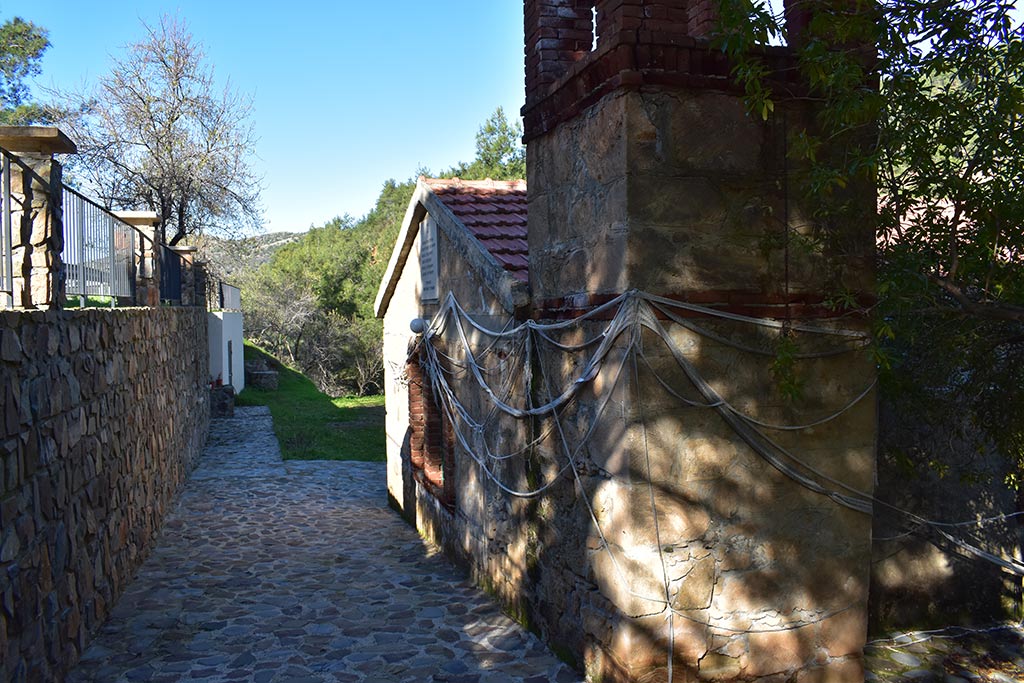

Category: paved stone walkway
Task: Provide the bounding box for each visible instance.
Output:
[866,625,1024,683]
[65,406,1024,683]
[67,407,581,683]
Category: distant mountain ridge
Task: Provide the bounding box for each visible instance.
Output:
[194,231,302,282]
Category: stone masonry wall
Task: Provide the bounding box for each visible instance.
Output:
[0,307,210,682]
[521,60,875,683]
[10,153,64,310]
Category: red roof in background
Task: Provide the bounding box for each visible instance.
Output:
[423,177,529,283]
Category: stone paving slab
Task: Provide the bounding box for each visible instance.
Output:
[62,406,1024,683]
[67,407,582,683]
[866,625,1024,683]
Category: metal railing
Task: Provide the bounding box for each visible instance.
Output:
[221,282,241,310]
[1,152,13,309]
[63,186,136,304]
[160,244,182,302]
[205,278,241,311]
[217,281,241,310]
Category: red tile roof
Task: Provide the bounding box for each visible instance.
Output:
[423,177,529,283]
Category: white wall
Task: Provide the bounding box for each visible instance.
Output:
[382,226,427,514]
[208,311,245,392]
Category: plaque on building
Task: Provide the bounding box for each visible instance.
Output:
[419,215,438,302]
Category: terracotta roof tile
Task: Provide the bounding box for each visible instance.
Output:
[423,177,529,282]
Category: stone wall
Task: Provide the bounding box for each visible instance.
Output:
[0,307,210,682]
[381,207,537,617]
[514,1,878,674]
[385,182,875,683]
[377,4,878,680]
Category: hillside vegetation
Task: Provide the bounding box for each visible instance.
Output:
[240,108,525,397]
[196,231,301,282]
[236,342,385,461]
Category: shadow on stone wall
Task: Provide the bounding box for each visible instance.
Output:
[423,313,877,682]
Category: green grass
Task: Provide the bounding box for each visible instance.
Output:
[64,295,117,308]
[235,341,385,461]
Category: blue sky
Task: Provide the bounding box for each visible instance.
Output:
[7,1,526,233]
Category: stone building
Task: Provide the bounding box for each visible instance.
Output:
[376,2,878,681]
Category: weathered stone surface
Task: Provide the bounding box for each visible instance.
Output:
[0,307,209,682]
[209,385,235,418]
[66,407,580,683]
[244,360,279,390]
[1,327,23,361]
[8,153,65,310]
[796,657,865,683]
[380,17,879,683]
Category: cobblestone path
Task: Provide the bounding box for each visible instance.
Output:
[865,625,1024,683]
[67,407,582,683]
[63,406,1024,683]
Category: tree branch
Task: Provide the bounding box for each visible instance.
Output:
[930,275,1024,323]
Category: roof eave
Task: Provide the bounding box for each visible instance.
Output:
[374,179,530,319]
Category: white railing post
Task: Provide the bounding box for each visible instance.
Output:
[77,193,85,307]
[107,201,116,306]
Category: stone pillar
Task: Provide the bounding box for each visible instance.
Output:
[114,211,161,307]
[0,127,77,310]
[193,261,208,310]
[169,245,199,306]
[522,5,876,683]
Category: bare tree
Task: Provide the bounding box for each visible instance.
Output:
[55,16,261,244]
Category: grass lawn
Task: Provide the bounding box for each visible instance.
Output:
[235,342,385,461]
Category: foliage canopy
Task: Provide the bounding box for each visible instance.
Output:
[443,107,526,180]
[0,16,51,125]
[719,1,1024,484]
[242,108,526,396]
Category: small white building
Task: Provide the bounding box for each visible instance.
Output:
[208,282,244,392]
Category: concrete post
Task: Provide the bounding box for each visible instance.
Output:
[0,127,77,310]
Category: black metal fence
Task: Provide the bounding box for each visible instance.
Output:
[160,245,182,302]
[1,152,12,309]
[206,279,241,311]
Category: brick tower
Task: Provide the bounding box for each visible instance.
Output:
[520,1,877,681]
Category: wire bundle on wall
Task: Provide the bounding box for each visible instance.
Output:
[411,289,1024,655]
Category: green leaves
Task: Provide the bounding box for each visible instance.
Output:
[717,0,1024,488]
[242,107,525,397]
[444,107,525,181]
[770,332,805,402]
[0,17,49,121]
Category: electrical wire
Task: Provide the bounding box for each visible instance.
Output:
[410,286,1024,657]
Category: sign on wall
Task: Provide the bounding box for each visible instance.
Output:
[420,215,439,302]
